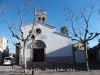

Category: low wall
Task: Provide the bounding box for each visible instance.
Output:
[0,51,2,64]
[98,50,100,62]
[46,56,73,64]
[75,51,85,63]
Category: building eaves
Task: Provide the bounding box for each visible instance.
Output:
[53,32,72,38]
[22,22,56,28]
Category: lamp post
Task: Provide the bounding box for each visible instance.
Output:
[31,34,35,75]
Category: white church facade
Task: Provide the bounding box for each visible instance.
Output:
[19,11,73,65]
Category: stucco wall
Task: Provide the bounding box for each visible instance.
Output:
[75,51,85,63]
[0,37,7,64]
[45,32,72,57]
[0,37,7,50]
[0,37,3,48]
[19,22,73,64]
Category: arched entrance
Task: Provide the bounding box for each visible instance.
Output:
[32,40,46,62]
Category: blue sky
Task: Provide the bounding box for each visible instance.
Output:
[0,0,100,53]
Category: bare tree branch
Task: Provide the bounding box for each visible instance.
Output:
[72,39,81,42]
[11,41,22,49]
[19,5,24,41]
[87,32,93,38]
[26,22,34,41]
[80,11,89,41]
[66,6,83,42]
[1,0,37,70]
[87,33,100,41]
[80,5,94,41]
[3,5,22,41]
[64,2,100,71]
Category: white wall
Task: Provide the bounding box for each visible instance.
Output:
[0,37,7,50]
[45,33,72,57]
[20,22,73,64]
[23,22,72,57]
[75,51,85,63]
[0,37,3,48]
[3,37,7,49]
[98,50,100,62]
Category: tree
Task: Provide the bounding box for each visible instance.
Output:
[98,39,100,43]
[64,2,100,71]
[0,0,36,69]
[60,26,69,35]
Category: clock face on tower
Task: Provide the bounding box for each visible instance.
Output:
[34,28,42,35]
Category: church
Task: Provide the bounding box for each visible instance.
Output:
[19,11,73,65]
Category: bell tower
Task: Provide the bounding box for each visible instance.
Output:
[35,11,47,23]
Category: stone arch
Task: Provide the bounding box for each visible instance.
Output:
[32,40,46,48]
[32,40,46,62]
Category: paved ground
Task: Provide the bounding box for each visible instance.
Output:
[0,65,22,75]
[22,62,100,75]
[34,71,100,75]
[0,62,100,75]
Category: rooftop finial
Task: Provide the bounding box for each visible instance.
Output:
[39,3,44,12]
[35,3,49,23]
[36,2,49,12]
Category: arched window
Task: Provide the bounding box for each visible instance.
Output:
[38,17,41,21]
[42,17,45,22]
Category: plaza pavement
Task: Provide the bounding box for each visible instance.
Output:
[20,62,100,75]
[0,62,100,75]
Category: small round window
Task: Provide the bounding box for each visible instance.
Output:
[35,28,42,35]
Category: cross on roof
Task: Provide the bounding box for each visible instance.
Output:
[36,2,49,12]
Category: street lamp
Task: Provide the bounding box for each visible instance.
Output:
[31,34,35,75]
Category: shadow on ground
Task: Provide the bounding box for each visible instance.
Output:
[26,60,100,71]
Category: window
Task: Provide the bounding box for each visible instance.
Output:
[36,28,42,34]
[38,17,41,20]
[5,57,11,60]
[42,17,45,22]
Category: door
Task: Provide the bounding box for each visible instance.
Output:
[34,53,37,62]
[33,48,44,62]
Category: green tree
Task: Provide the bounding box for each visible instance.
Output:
[60,26,68,35]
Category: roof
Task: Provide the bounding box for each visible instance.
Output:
[0,36,6,39]
[22,22,56,28]
[22,22,72,38]
[53,32,72,38]
[73,42,83,45]
[38,22,56,28]
[36,11,47,15]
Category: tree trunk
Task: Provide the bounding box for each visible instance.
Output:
[23,41,27,69]
[84,42,89,71]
